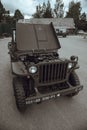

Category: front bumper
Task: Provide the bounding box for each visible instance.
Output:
[26,83,83,105]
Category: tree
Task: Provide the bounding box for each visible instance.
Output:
[43,0,53,18]
[32,0,53,18]
[54,0,64,18]
[78,12,87,31]
[0,0,5,22]
[66,1,81,28]
[32,4,43,18]
[80,12,86,21]
[0,1,19,36]
[14,9,24,21]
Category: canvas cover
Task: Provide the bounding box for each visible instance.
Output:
[16,23,61,51]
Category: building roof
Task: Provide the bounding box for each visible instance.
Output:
[19,18,75,29]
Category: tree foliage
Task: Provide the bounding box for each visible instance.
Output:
[78,20,87,31]
[33,0,64,18]
[33,4,43,18]
[54,0,64,18]
[80,12,86,21]
[0,0,6,21]
[65,1,81,28]
[78,12,87,31]
[0,1,24,36]
[43,1,53,18]
[33,0,53,18]
[14,9,24,21]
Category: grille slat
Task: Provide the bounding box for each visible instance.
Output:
[47,64,50,82]
[39,61,68,84]
[54,63,57,80]
[60,63,63,80]
[57,64,60,80]
[62,63,65,79]
[44,65,47,82]
[51,64,54,81]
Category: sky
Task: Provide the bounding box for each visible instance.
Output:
[1,0,87,18]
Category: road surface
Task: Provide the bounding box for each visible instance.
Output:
[0,36,87,130]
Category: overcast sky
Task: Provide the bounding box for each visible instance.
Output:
[1,0,87,18]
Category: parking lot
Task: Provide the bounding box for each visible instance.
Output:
[0,35,87,130]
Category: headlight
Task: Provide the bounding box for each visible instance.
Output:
[68,63,72,69]
[29,66,37,74]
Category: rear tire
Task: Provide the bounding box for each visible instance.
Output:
[13,77,26,111]
[67,71,80,97]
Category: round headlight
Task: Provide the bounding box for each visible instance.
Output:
[68,63,72,69]
[29,66,37,74]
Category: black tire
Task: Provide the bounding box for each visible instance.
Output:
[13,77,26,111]
[67,71,80,97]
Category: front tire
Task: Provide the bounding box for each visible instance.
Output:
[67,71,80,97]
[13,77,26,111]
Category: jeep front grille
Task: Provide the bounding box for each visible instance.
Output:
[39,62,68,84]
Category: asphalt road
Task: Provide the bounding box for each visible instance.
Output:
[0,36,87,130]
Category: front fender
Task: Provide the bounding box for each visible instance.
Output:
[11,61,28,76]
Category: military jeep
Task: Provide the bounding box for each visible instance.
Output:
[8,21,83,111]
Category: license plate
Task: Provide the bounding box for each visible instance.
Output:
[26,93,60,104]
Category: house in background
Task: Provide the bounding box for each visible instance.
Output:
[27,18,75,34]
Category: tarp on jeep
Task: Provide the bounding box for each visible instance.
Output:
[16,23,61,51]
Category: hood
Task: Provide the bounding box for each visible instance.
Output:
[16,22,61,51]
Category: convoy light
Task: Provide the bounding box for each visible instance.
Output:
[68,63,72,69]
